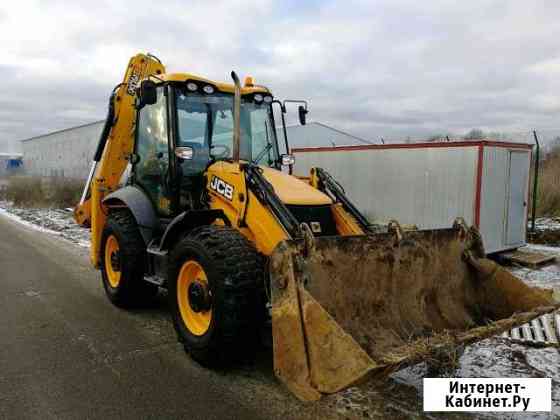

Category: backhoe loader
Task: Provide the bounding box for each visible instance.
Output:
[74,53,559,401]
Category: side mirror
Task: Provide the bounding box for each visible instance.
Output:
[138,80,157,108]
[175,146,194,161]
[281,154,296,166]
[298,105,308,125]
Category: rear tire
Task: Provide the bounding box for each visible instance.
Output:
[168,225,263,366]
[100,210,157,308]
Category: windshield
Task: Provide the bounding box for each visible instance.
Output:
[175,90,279,171]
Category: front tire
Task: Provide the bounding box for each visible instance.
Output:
[168,225,263,366]
[100,210,157,308]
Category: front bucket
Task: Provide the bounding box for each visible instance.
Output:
[269,224,559,401]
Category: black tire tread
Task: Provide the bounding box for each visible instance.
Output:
[169,225,264,365]
[101,209,156,307]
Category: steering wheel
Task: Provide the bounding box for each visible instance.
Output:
[211,144,231,159]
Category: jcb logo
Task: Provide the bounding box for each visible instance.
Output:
[127,72,140,96]
[210,176,234,201]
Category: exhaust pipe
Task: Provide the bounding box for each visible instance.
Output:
[231,71,241,162]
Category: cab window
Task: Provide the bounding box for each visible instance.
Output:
[134,87,171,215]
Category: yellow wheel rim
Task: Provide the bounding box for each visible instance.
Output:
[177,260,212,336]
[104,235,121,288]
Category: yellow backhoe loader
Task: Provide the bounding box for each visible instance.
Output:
[74,53,558,401]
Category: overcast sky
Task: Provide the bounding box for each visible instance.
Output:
[1,0,560,152]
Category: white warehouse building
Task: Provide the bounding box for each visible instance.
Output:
[18,120,533,253]
[20,121,371,179]
[21,121,103,179]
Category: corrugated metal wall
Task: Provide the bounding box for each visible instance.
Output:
[294,146,478,228]
[294,143,531,254]
[21,122,103,179]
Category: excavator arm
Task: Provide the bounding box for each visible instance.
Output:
[74,53,165,267]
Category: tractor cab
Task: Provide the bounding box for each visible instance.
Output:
[133,74,298,216]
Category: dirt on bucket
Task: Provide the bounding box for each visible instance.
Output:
[303,229,557,362]
[271,225,559,400]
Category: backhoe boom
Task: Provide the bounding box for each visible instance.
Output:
[74,53,165,266]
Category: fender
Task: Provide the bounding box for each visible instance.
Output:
[159,209,230,251]
[103,186,159,244]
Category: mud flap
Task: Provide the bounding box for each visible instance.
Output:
[270,224,559,401]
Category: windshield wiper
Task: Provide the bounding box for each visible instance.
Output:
[253,121,273,164]
[253,143,273,164]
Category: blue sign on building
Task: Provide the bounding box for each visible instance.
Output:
[6,159,23,169]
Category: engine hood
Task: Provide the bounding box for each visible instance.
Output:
[260,167,332,206]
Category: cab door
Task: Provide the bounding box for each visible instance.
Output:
[133,87,173,216]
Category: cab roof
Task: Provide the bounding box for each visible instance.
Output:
[151,72,271,95]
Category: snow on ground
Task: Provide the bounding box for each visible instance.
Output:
[1,201,559,419]
[528,217,560,248]
[0,201,90,248]
[532,217,560,232]
[511,245,560,290]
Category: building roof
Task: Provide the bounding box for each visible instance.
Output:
[17,119,372,150]
[284,122,374,149]
[291,139,533,153]
[20,121,104,143]
[0,152,23,158]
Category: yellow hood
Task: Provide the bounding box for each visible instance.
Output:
[260,167,332,206]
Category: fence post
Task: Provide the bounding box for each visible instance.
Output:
[531,130,540,232]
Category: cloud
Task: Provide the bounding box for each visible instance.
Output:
[1,0,560,152]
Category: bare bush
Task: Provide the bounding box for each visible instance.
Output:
[536,146,560,217]
[1,176,45,206]
[48,178,83,208]
[1,176,83,208]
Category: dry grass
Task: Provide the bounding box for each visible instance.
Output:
[535,147,560,217]
[49,178,84,208]
[0,176,45,206]
[0,176,83,208]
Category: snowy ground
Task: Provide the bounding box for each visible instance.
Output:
[1,201,559,419]
[533,217,560,232]
[0,201,90,248]
[528,217,560,247]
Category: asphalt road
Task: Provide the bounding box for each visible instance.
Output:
[3,209,559,420]
[0,214,329,420]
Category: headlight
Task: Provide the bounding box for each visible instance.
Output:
[203,84,215,94]
[254,93,263,103]
[186,82,198,92]
[263,95,273,104]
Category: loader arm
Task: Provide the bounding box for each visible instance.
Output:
[310,167,371,232]
[73,53,165,266]
[243,163,301,238]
